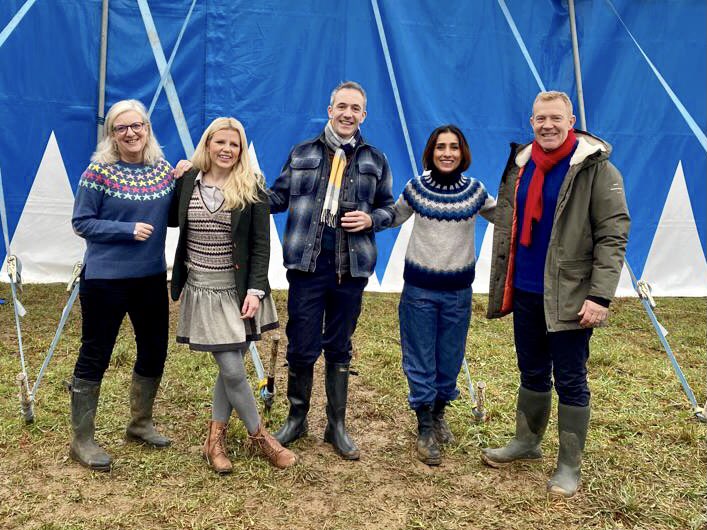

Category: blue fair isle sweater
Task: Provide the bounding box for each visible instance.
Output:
[72,159,175,279]
[391,171,496,290]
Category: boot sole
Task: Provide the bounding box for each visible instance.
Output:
[323,432,360,460]
[125,431,171,448]
[202,451,233,475]
[69,448,111,472]
[547,481,580,498]
[480,452,542,469]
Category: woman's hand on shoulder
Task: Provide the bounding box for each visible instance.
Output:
[172,160,193,179]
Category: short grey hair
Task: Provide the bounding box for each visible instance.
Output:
[532,91,574,116]
[329,81,367,109]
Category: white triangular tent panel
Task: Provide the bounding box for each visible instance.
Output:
[641,161,707,296]
[249,142,287,289]
[1,132,84,283]
[614,263,637,297]
[472,223,493,293]
[380,217,413,292]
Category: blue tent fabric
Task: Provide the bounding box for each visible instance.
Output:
[0,0,704,289]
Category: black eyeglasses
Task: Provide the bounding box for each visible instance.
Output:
[113,122,145,135]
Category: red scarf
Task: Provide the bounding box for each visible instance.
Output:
[520,129,577,247]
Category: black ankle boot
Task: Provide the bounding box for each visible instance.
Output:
[273,364,313,446]
[432,400,454,444]
[323,362,360,460]
[416,405,441,466]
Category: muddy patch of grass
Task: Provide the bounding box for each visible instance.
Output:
[0,284,705,529]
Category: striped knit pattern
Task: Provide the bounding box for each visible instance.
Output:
[185,186,233,271]
[79,160,174,200]
[393,172,495,290]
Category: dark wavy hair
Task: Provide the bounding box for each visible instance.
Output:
[421,124,472,172]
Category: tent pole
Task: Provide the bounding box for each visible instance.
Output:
[568,0,587,130]
[97,0,109,142]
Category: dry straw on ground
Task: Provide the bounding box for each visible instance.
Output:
[0,284,705,529]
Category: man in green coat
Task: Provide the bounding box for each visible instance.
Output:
[481,91,630,498]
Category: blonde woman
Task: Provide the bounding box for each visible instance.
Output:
[170,117,296,472]
[70,99,174,472]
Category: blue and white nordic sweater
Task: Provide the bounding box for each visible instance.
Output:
[391,171,496,290]
[72,159,175,279]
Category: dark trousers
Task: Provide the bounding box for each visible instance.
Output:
[513,289,592,407]
[285,252,368,368]
[73,272,169,382]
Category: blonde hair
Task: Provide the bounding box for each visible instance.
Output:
[532,91,574,116]
[191,117,265,211]
[91,99,164,165]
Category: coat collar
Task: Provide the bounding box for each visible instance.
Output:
[514,130,611,168]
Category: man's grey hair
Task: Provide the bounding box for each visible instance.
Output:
[330,81,367,108]
[532,90,574,116]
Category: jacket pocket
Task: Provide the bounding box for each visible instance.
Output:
[356,161,382,203]
[290,157,321,195]
[557,258,592,321]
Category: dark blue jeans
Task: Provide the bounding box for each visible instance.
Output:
[399,283,472,410]
[285,252,368,368]
[513,289,592,406]
[74,272,169,382]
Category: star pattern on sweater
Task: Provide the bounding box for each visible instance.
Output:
[79,160,175,201]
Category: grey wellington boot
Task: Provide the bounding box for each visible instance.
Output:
[274,364,314,446]
[547,403,590,498]
[69,377,112,472]
[481,387,551,468]
[432,400,455,445]
[323,362,360,460]
[415,405,441,466]
[125,372,171,448]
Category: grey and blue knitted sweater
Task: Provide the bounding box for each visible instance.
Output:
[391,170,496,290]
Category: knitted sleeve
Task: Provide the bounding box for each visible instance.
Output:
[479,181,497,223]
[390,181,415,228]
[71,163,136,242]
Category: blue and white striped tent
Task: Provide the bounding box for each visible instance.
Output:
[1,0,704,296]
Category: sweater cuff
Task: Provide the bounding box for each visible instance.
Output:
[586,295,610,308]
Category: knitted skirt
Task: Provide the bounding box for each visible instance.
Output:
[176,268,278,352]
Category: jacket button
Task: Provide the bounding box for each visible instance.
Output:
[234,264,240,270]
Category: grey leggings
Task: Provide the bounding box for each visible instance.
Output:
[211,349,260,434]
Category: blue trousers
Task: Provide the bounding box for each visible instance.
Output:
[513,289,592,406]
[399,283,472,410]
[285,252,368,368]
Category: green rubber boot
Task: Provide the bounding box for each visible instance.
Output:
[125,372,171,448]
[69,377,112,472]
[547,403,590,498]
[481,387,551,468]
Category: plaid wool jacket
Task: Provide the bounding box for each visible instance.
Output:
[268,131,395,278]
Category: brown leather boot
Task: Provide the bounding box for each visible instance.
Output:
[203,420,232,474]
[248,423,297,469]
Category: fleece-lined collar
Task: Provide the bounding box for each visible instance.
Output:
[515,130,611,168]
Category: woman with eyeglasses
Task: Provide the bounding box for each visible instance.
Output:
[69,99,175,471]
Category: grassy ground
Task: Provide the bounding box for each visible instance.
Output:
[0,283,704,530]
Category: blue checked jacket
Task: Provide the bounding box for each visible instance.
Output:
[269,131,395,278]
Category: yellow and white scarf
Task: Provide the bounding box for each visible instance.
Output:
[321,121,357,228]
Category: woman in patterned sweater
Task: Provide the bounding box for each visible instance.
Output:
[170,117,296,473]
[70,99,175,471]
[391,125,496,465]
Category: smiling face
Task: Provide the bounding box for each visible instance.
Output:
[432,131,462,174]
[207,129,241,171]
[327,88,367,139]
[530,98,576,152]
[112,110,147,163]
